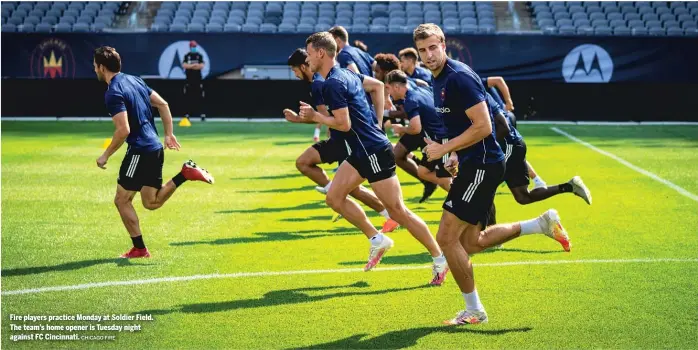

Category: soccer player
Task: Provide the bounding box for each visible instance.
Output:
[328,26,375,76]
[93,46,214,259]
[284,48,399,233]
[399,47,433,86]
[385,69,452,196]
[488,93,592,206]
[296,32,448,285]
[414,24,573,324]
[481,75,547,189]
[373,53,438,202]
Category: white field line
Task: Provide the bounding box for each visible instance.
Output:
[3,258,697,296]
[550,127,698,202]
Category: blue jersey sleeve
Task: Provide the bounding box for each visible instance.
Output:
[451,72,486,110]
[486,93,504,115]
[322,78,348,111]
[403,96,420,120]
[480,76,489,88]
[337,51,354,68]
[310,80,325,107]
[105,90,126,117]
[136,77,153,96]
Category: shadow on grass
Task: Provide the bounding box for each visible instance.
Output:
[290,326,533,349]
[170,226,359,247]
[237,185,317,194]
[337,253,432,266]
[136,282,430,316]
[1,258,154,277]
[231,173,305,181]
[215,200,327,214]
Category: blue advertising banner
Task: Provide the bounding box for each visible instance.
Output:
[2,32,698,82]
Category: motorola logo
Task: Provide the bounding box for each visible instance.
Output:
[562,44,613,83]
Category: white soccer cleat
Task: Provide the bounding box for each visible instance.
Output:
[568,176,592,205]
[364,235,394,271]
[444,309,489,325]
[540,209,571,252]
[315,186,328,194]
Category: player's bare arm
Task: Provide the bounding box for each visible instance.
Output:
[97,111,129,169]
[150,90,180,151]
[487,76,514,111]
[362,75,385,126]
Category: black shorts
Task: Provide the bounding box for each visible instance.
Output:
[443,160,505,226]
[118,148,164,191]
[346,145,397,183]
[312,138,349,164]
[398,133,426,153]
[420,138,451,178]
[500,139,529,189]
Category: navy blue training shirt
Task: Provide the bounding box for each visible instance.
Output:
[433,58,504,164]
[403,87,447,141]
[310,72,340,140]
[105,73,162,152]
[410,66,433,86]
[336,44,375,77]
[322,67,390,158]
[487,93,522,144]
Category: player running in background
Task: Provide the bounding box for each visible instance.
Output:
[488,93,592,206]
[328,26,375,76]
[481,75,547,189]
[93,46,213,259]
[385,69,453,198]
[284,48,399,233]
[415,24,573,324]
[294,32,448,285]
[373,53,439,202]
[399,47,433,86]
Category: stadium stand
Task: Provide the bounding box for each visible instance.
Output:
[1,1,122,32]
[1,1,696,36]
[149,1,497,34]
[530,1,698,36]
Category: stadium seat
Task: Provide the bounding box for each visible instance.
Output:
[574,19,591,28]
[278,23,295,32]
[624,12,642,21]
[223,23,242,32]
[589,12,605,21]
[351,23,368,33]
[169,23,186,32]
[479,24,496,33]
[591,19,608,27]
[461,24,477,33]
[206,23,223,32]
[577,26,594,35]
[571,12,587,21]
[613,26,631,35]
[188,23,205,32]
[558,25,575,35]
[594,26,612,35]
[54,22,72,32]
[666,26,683,36]
[609,19,626,28]
[628,20,645,29]
[557,19,574,27]
[295,23,314,33]
[648,26,666,35]
[2,23,16,32]
[259,23,276,33]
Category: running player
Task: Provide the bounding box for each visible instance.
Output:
[414,24,573,324]
[328,26,375,76]
[481,75,547,189]
[488,93,592,206]
[385,69,452,197]
[296,32,449,285]
[284,48,399,233]
[372,53,439,202]
[93,46,213,259]
[399,47,433,86]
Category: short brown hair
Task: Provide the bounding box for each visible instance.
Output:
[305,32,337,58]
[398,47,418,61]
[328,25,349,42]
[94,46,121,73]
[374,53,401,72]
[386,70,408,85]
[413,23,445,44]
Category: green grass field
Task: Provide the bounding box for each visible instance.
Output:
[2,122,697,349]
